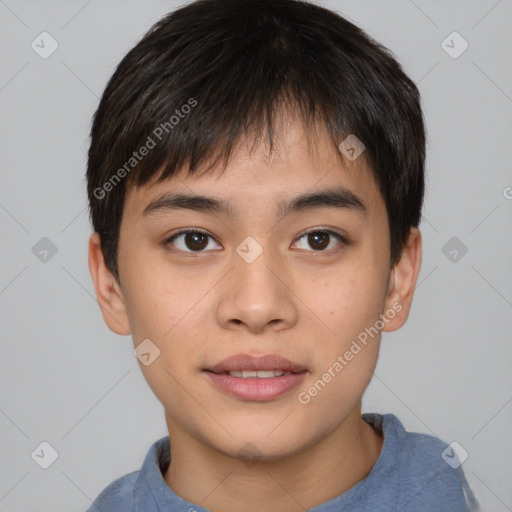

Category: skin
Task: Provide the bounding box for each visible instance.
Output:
[89,117,422,512]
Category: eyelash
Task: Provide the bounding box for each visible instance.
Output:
[163,228,348,256]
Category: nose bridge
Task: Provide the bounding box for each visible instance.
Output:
[235,240,279,292]
[216,237,298,331]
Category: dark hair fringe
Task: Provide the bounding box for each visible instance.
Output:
[87,0,425,282]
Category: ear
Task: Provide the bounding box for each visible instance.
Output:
[382,227,422,332]
[88,232,131,335]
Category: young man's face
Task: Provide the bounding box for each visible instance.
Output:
[90,118,420,462]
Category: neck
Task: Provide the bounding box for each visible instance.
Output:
[163,405,383,512]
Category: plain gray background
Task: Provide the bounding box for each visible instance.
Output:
[1,0,511,510]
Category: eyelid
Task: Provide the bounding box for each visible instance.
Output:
[295,226,348,243]
[167,227,212,238]
[163,227,348,254]
[292,227,348,252]
[164,228,221,254]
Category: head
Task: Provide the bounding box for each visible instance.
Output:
[88,0,424,460]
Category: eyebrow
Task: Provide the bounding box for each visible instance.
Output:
[142,186,367,219]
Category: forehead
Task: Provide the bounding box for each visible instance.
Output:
[123,120,383,220]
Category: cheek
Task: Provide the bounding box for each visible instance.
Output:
[317,266,387,339]
[123,285,168,342]
[295,271,384,419]
[125,269,212,374]
[306,265,387,393]
[131,304,207,414]
[122,260,203,342]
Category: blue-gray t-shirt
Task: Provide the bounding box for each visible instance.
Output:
[88,413,479,511]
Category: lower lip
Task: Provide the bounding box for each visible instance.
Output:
[203,371,307,401]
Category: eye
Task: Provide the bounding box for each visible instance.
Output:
[164,229,221,253]
[293,229,347,252]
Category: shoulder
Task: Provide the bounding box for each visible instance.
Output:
[87,436,170,512]
[364,413,479,511]
[87,471,139,512]
[398,431,472,510]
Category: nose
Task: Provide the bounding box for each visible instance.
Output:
[216,244,299,334]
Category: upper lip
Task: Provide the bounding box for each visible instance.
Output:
[205,354,308,374]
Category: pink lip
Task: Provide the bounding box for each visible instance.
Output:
[205,353,307,374]
[203,353,308,401]
[203,371,307,401]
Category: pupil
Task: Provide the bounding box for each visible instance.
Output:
[186,233,208,250]
[309,232,329,250]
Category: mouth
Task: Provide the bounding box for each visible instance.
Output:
[204,369,307,378]
[202,354,308,401]
[204,353,308,375]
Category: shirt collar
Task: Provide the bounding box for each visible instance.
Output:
[132,413,398,511]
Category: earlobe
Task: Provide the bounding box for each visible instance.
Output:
[88,232,131,335]
[382,227,422,332]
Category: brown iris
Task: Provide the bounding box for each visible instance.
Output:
[307,232,330,250]
[184,232,209,251]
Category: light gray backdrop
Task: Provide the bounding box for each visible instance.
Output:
[1,0,511,510]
